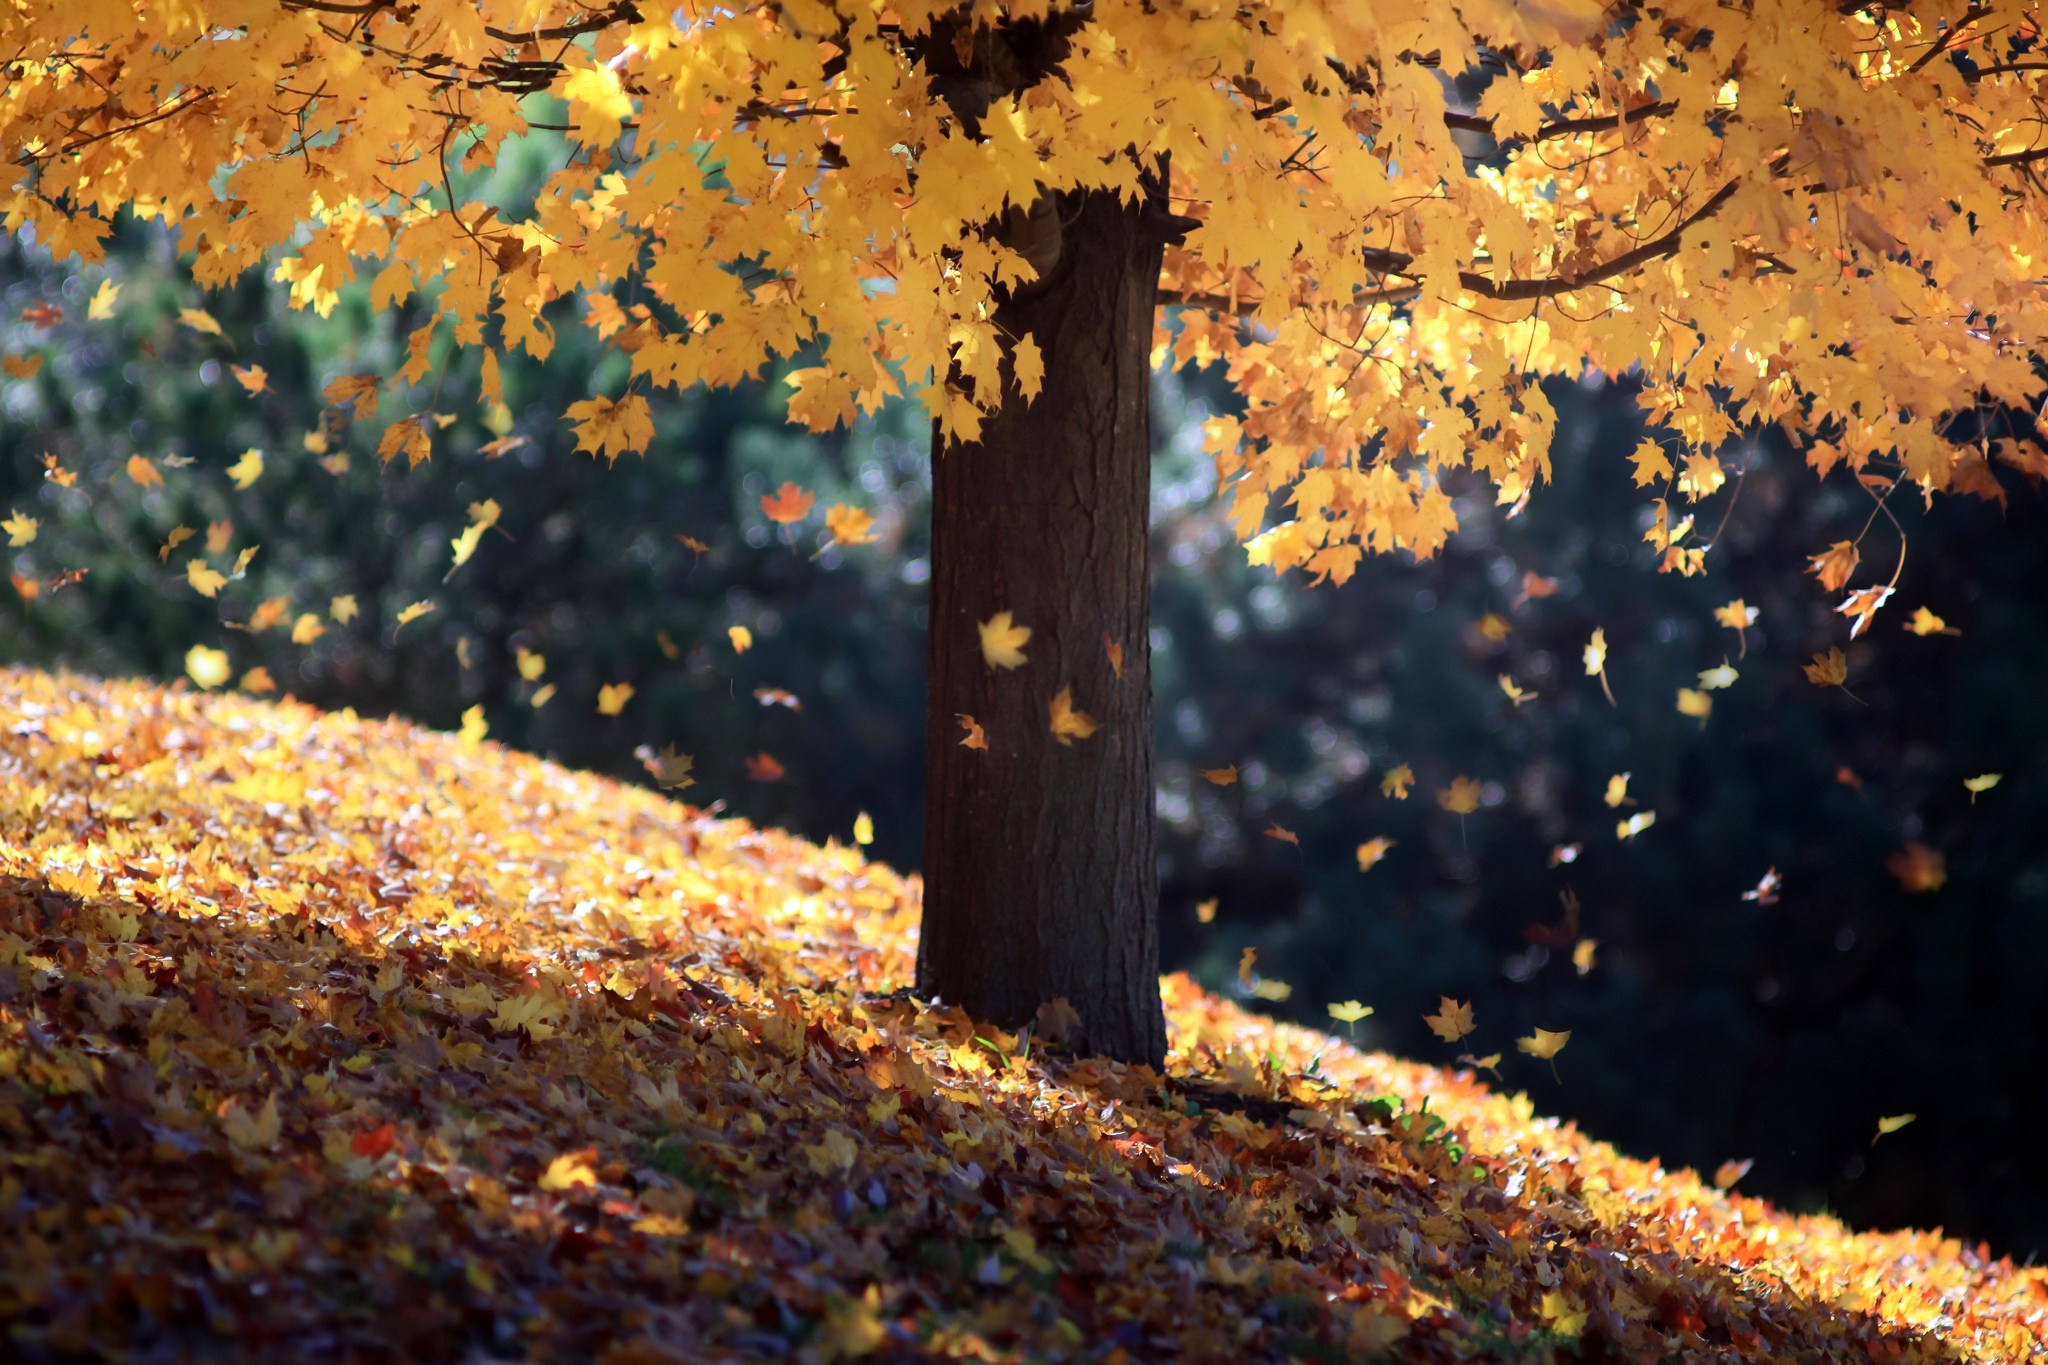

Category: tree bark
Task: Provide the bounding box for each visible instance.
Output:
[917,187,1168,1067]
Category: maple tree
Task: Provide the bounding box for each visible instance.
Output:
[8,1,2048,1064]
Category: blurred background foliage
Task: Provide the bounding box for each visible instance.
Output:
[5,200,2046,1262]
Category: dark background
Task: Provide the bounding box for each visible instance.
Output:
[5,210,2045,1261]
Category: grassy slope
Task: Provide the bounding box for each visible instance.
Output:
[0,668,2041,1364]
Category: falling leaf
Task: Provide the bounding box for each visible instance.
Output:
[231,364,268,393]
[185,645,230,689]
[516,647,546,681]
[1380,765,1414,800]
[1584,627,1615,706]
[1264,823,1299,846]
[1807,540,1861,593]
[226,448,264,490]
[156,526,194,562]
[675,533,710,553]
[1548,843,1582,866]
[1572,939,1598,975]
[1715,599,1758,631]
[394,600,434,631]
[2,353,42,379]
[1011,334,1045,401]
[330,594,359,624]
[1905,606,1959,637]
[746,752,786,781]
[1803,647,1850,689]
[1498,674,1536,706]
[1104,633,1124,678]
[207,522,233,556]
[246,597,291,632]
[1517,1027,1571,1059]
[1836,584,1895,640]
[1629,437,1674,487]
[1872,1114,1917,1143]
[1200,764,1238,786]
[1236,947,1258,989]
[636,744,695,790]
[1963,773,2002,803]
[1047,687,1097,745]
[185,559,227,598]
[178,307,223,336]
[11,573,39,600]
[824,504,878,545]
[759,482,816,523]
[1195,898,1218,924]
[39,454,75,488]
[1741,868,1783,904]
[1836,765,1863,788]
[563,394,653,464]
[1617,811,1657,841]
[1885,842,1946,893]
[853,812,874,845]
[729,625,753,653]
[1356,837,1395,871]
[1437,776,1481,815]
[2,510,37,546]
[530,684,556,709]
[378,415,431,468]
[656,631,680,659]
[1457,1053,1502,1078]
[1516,572,1559,604]
[1424,997,1476,1043]
[1676,687,1712,725]
[18,303,61,326]
[456,637,475,670]
[87,279,120,320]
[754,687,802,711]
[957,714,988,750]
[978,611,1031,669]
[597,682,635,716]
[126,454,163,488]
[1477,613,1512,642]
[1604,773,1633,808]
[239,667,276,694]
[291,613,325,644]
[457,705,488,747]
[1697,662,1738,689]
[1327,1000,1373,1025]
[230,546,259,579]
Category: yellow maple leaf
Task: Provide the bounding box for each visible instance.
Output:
[825,503,878,545]
[1380,764,1414,800]
[1356,837,1395,871]
[1517,1027,1571,1059]
[853,812,873,845]
[1873,1113,1917,1143]
[1327,999,1372,1025]
[538,1151,597,1191]
[184,645,230,689]
[1498,673,1536,706]
[1629,438,1674,487]
[760,482,816,523]
[330,594,360,624]
[1195,898,1217,923]
[1676,687,1712,725]
[87,279,120,320]
[239,666,275,694]
[2,510,37,546]
[1423,997,1475,1043]
[1808,540,1861,593]
[126,454,163,488]
[226,448,263,489]
[728,624,752,653]
[185,558,227,598]
[563,394,652,464]
[1437,776,1481,815]
[1047,686,1097,745]
[978,611,1031,669]
[231,364,267,393]
[377,415,431,468]
[597,682,635,716]
[1012,334,1045,402]
[291,613,325,644]
[516,647,546,681]
[457,705,488,746]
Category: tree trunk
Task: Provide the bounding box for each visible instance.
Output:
[917,188,1168,1067]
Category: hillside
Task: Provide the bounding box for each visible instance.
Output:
[0,668,2040,1363]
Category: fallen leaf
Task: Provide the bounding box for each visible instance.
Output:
[3,510,37,546]
[126,454,163,488]
[1676,687,1712,725]
[87,279,120,320]
[1807,540,1860,593]
[179,306,223,336]
[1836,584,1895,640]
[1603,773,1632,808]
[185,559,227,598]
[853,812,873,845]
[1617,811,1657,841]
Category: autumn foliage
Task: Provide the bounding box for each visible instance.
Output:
[0,666,2043,1362]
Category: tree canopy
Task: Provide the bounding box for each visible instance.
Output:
[7,1,2044,581]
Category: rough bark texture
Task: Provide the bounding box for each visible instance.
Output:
[917,188,1168,1067]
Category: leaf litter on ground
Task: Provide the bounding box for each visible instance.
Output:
[0,668,2041,1363]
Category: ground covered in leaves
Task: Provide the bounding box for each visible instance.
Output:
[0,669,2043,1364]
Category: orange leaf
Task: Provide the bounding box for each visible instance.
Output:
[1047,687,1097,745]
[759,482,816,523]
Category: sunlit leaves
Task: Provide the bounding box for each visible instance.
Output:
[853,812,874,845]
[378,415,431,469]
[1327,999,1372,1025]
[1047,687,1097,745]
[87,279,119,320]
[291,613,325,644]
[563,394,652,465]
[457,705,488,747]
[185,558,227,597]
[1696,662,1737,690]
[1011,335,1045,402]
[1629,439,1673,487]
[184,645,229,688]
[978,612,1031,670]
[322,375,380,421]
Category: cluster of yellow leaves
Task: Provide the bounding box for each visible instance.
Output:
[1,0,2039,584]
[0,669,2039,1361]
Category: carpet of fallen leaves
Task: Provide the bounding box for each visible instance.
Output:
[1,669,2044,1364]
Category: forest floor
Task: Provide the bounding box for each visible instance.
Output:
[0,667,2042,1363]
